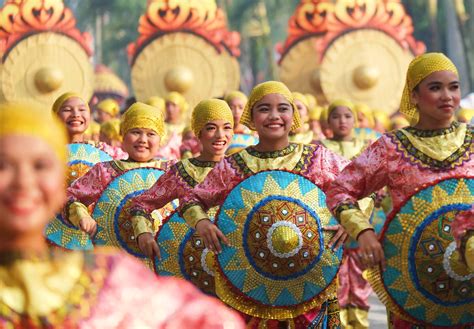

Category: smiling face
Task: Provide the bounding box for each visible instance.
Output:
[57,97,90,141]
[252,94,293,146]
[411,70,460,127]
[122,128,161,162]
[199,119,233,161]
[0,135,66,239]
[328,106,355,139]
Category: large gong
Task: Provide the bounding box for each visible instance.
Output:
[214,170,342,319]
[367,177,474,327]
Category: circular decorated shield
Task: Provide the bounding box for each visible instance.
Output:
[367,177,474,327]
[215,170,343,319]
[154,209,218,296]
[91,167,175,265]
[226,134,259,155]
[45,143,111,250]
[67,143,112,185]
[45,213,93,251]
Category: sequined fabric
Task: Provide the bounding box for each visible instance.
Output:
[0,248,245,328]
[180,143,348,327]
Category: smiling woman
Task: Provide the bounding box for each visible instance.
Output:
[0,102,244,328]
[176,81,351,328]
[325,53,474,328]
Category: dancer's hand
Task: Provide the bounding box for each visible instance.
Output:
[137,233,161,260]
[79,215,97,238]
[195,219,229,254]
[357,230,385,270]
[324,224,348,251]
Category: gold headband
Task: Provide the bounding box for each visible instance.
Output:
[191,99,234,136]
[240,81,302,131]
[400,53,458,125]
[120,102,165,137]
[52,92,89,114]
[1,103,68,163]
[292,92,309,109]
[225,91,248,104]
[97,98,120,117]
[100,118,122,142]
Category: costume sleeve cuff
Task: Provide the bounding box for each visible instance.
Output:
[68,202,90,227]
[131,216,154,237]
[339,208,374,241]
[182,205,209,228]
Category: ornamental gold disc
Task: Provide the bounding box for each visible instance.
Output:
[1,32,93,107]
[320,29,413,114]
[131,32,239,108]
[279,37,326,104]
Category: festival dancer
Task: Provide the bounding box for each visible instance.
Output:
[326,53,474,328]
[320,100,374,329]
[63,103,170,254]
[179,81,349,328]
[128,99,234,261]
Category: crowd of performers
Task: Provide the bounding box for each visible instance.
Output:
[0,52,473,328]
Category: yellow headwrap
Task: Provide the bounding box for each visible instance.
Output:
[120,102,165,137]
[240,81,302,131]
[326,99,358,127]
[0,103,68,163]
[309,106,322,121]
[354,103,375,128]
[456,108,474,122]
[52,92,89,114]
[165,92,189,113]
[225,91,248,104]
[292,92,309,109]
[100,118,122,142]
[146,96,166,112]
[400,52,459,125]
[305,93,318,108]
[191,99,234,136]
[97,98,120,117]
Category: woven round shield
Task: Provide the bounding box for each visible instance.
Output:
[155,209,218,296]
[367,177,474,327]
[45,143,111,250]
[226,133,259,155]
[67,143,112,185]
[215,170,342,319]
[91,167,175,267]
[45,213,93,251]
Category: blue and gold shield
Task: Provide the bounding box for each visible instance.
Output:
[367,177,474,327]
[45,213,93,250]
[45,143,111,250]
[91,167,175,267]
[154,210,217,296]
[67,143,112,185]
[215,170,343,319]
[226,133,258,155]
